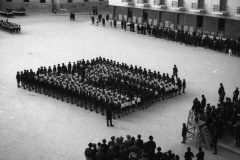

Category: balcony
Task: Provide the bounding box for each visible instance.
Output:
[190,3,206,13]
[153,0,167,9]
[171,1,186,11]
[211,5,228,16]
[136,0,151,7]
[122,0,135,6]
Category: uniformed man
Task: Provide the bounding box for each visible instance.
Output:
[106,106,114,127]
[173,65,178,79]
[16,71,21,87]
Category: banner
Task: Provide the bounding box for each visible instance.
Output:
[138,17,142,24]
[133,16,136,23]
[184,25,189,31]
[153,19,158,26]
[170,23,174,30]
[118,15,122,21]
[165,21,169,28]
[148,19,152,25]
[124,15,127,21]
[189,26,194,33]
[160,22,164,27]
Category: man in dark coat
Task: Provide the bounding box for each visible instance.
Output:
[218,83,225,104]
[181,123,187,143]
[196,147,204,160]
[85,143,94,160]
[173,65,178,78]
[106,107,114,127]
[16,71,21,87]
[147,136,156,160]
[233,87,239,104]
[184,147,194,160]
[182,79,186,93]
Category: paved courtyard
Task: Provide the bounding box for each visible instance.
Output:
[0,14,240,160]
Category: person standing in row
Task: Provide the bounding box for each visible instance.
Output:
[184,147,194,160]
[106,106,114,127]
[218,83,225,104]
[183,79,186,93]
[196,147,204,160]
[233,87,239,104]
[181,123,188,143]
[16,71,21,87]
[173,65,178,79]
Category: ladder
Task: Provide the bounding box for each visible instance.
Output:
[186,110,212,149]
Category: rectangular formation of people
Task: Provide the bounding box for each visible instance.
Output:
[16,57,185,118]
[0,8,26,18]
[0,19,21,33]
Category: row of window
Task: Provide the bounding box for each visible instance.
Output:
[122,0,240,14]
[6,0,104,3]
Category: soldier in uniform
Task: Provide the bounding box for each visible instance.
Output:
[173,65,178,79]
[106,106,114,127]
[16,71,21,87]
[218,83,225,104]
[182,79,186,93]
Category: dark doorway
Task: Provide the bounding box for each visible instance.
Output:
[128,8,133,19]
[196,15,203,27]
[113,6,116,19]
[218,18,225,31]
[143,10,148,23]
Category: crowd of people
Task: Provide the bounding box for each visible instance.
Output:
[0,19,21,33]
[191,83,240,151]
[16,57,185,123]
[85,134,204,160]
[0,8,26,17]
[91,15,240,57]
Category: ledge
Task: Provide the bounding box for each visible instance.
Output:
[152,5,167,9]
[122,2,135,6]
[211,11,228,16]
[136,3,151,7]
[190,9,206,13]
[171,7,186,11]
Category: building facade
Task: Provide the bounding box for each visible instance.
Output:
[109,0,240,39]
[1,0,109,13]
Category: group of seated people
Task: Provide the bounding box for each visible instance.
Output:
[0,8,26,17]
[0,19,21,33]
[191,88,240,147]
[85,134,204,160]
[16,57,185,118]
[93,15,240,57]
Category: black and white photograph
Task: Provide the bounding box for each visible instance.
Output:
[0,0,240,160]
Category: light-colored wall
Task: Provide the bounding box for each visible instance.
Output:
[109,0,240,20]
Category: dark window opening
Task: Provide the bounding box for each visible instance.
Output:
[218,18,225,31]
[197,16,203,28]
[40,0,46,3]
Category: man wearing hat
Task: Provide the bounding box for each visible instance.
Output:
[147,135,156,160]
